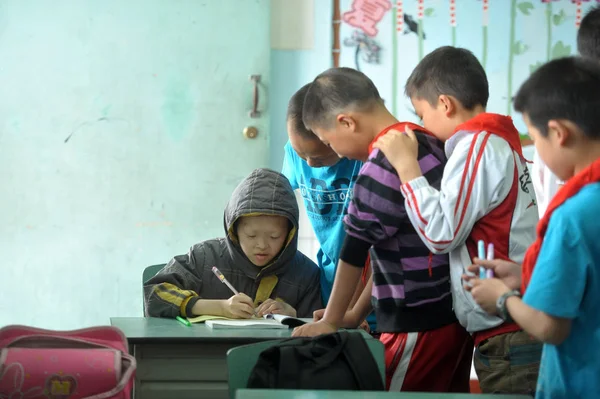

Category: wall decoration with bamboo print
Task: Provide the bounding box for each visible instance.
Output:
[450,0,456,47]
[343,30,382,71]
[333,0,341,67]
[392,0,402,117]
[507,0,533,115]
[415,0,435,61]
[389,0,427,116]
[517,1,535,15]
[342,0,392,37]
[549,6,571,60]
[530,0,572,74]
[399,12,426,38]
[507,0,517,115]
[482,0,489,70]
[576,0,583,27]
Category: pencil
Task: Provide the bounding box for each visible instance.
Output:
[211,266,240,295]
[211,266,257,317]
[486,243,495,278]
[478,240,486,279]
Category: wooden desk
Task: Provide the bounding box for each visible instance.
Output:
[236,390,533,399]
[111,317,293,399]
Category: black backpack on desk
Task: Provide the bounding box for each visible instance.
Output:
[247,331,384,391]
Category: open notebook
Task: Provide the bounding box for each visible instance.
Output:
[190,314,313,329]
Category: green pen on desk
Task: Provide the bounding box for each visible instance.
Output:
[176,316,191,327]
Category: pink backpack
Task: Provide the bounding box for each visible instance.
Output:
[0,325,136,399]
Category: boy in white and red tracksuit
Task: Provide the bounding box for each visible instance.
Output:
[374,46,541,395]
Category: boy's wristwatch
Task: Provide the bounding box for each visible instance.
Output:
[496,290,521,321]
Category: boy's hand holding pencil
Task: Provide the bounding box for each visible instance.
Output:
[463,258,522,292]
[222,293,255,319]
[212,266,256,319]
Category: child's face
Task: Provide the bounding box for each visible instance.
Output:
[411,97,457,141]
[524,114,572,181]
[311,116,371,161]
[287,120,341,167]
[237,215,289,267]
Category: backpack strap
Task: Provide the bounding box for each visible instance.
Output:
[341,332,385,390]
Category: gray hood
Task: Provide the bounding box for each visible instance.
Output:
[223,168,299,280]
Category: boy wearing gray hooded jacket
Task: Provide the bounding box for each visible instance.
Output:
[145,168,322,319]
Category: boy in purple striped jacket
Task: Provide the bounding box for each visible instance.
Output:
[292,67,472,392]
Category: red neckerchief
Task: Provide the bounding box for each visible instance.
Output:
[521,157,600,292]
[368,122,434,154]
[453,113,527,161]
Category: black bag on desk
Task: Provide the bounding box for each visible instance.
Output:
[247,330,384,391]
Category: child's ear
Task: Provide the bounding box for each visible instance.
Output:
[337,114,356,132]
[547,119,573,147]
[438,95,456,118]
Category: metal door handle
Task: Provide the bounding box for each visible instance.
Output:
[249,75,261,118]
[243,126,258,139]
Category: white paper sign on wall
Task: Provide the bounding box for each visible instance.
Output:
[271,0,315,50]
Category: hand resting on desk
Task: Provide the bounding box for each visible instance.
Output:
[313,309,370,333]
[255,298,297,317]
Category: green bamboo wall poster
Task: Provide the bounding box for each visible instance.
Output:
[450,0,457,47]
[482,0,489,70]
[549,4,571,60]
[529,1,571,75]
[418,0,424,60]
[336,0,588,142]
[507,0,533,115]
[507,0,517,115]
[392,0,400,117]
[547,1,553,60]
[416,0,434,61]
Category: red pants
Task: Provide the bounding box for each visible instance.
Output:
[381,322,473,392]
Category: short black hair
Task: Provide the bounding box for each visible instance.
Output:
[514,56,600,139]
[286,84,316,140]
[578,6,600,61]
[405,46,489,110]
[302,67,382,130]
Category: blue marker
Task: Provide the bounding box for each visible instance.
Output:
[478,240,486,279]
[486,243,495,279]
